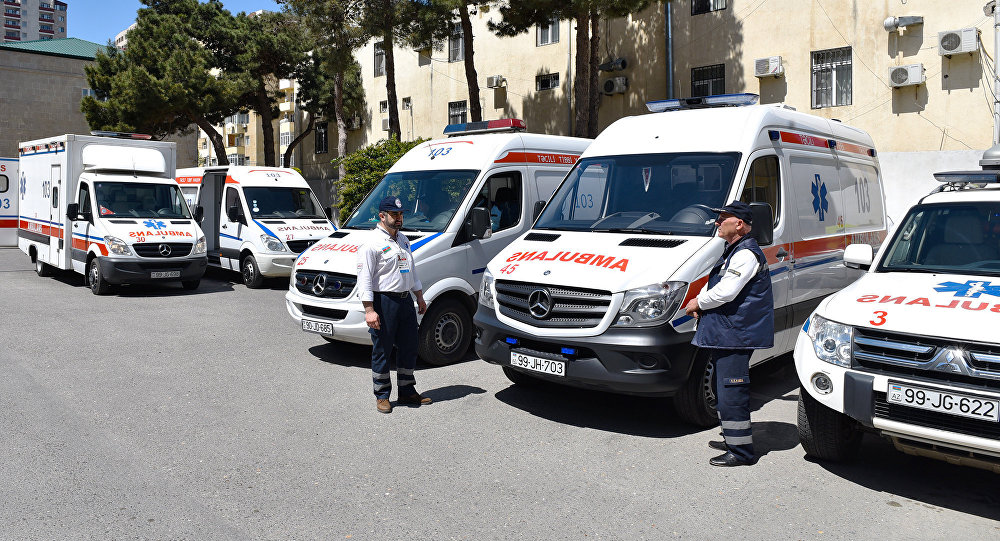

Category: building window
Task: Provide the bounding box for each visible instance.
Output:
[448,23,463,62]
[58,27,63,32]
[811,47,852,109]
[448,100,467,125]
[374,42,385,77]
[536,17,559,46]
[40,36,52,40]
[379,100,388,114]
[692,0,727,15]
[402,97,411,110]
[315,122,328,154]
[691,63,725,97]
[536,73,559,91]
[279,132,292,146]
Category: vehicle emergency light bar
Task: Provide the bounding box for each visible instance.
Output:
[90,130,153,140]
[443,118,526,136]
[645,93,759,113]
[933,170,1000,184]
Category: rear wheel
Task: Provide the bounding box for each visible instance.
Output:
[241,254,265,289]
[34,255,52,277]
[87,258,111,296]
[797,389,862,461]
[418,298,472,366]
[672,351,719,426]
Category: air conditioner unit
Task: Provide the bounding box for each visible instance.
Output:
[938,28,979,56]
[753,56,784,78]
[602,76,628,95]
[598,57,627,72]
[486,75,506,88]
[381,118,389,131]
[889,63,925,87]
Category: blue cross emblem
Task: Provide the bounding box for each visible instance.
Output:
[934,280,1000,298]
[143,219,167,230]
[811,174,828,221]
[19,173,26,200]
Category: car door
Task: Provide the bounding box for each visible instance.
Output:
[220,186,246,270]
[464,168,526,283]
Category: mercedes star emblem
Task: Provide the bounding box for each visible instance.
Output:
[312,273,327,295]
[528,288,553,319]
[158,244,172,256]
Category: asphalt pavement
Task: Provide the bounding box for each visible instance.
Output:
[1,247,998,540]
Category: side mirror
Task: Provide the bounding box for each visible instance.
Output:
[193,205,204,223]
[227,205,242,224]
[532,200,546,221]
[749,202,774,246]
[844,243,874,270]
[467,206,492,240]
[66,203,80,221]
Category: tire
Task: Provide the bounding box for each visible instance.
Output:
[87,258,111,296]
[34,255,52,277]
[181,279,200,290]
[797,389,862,461]
[672,351,719,427]
[241,254,265,289]
[502,366,541,387]
[418,297,472,366]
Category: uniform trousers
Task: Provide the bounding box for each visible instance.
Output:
[711,348,755,461]
[369,292,418,399]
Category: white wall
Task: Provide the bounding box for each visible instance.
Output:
[878,150,986,224]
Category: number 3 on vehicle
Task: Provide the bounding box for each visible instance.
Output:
[870,310,887,326]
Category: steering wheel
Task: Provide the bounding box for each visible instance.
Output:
[670,204,716,224]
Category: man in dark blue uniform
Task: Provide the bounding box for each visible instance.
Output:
[684,201,774,466]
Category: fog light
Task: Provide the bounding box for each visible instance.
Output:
[637,355,659,370]
[811,373,834,395]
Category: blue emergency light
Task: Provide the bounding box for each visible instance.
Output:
[505,337,520,346]
[443,118,526,136]
[933,171,1000,184]
[645,93,759,113]
[560,347,577,356]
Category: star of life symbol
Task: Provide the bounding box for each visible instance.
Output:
[143,219,167,230]
[19,173,27,200]
[811,174,828,221]
[934,280,1000,298]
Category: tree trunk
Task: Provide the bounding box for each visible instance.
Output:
[587,12,600,138]
[195,116,229,166]
[256,91,277,167]
[573,10,589,138]
[459,4,481,123]
[283,114,314,171]
[384,31,401,140]
[334,70,347,182]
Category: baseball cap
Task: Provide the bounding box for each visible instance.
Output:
[378,196,405,212]
[710,201,753,224]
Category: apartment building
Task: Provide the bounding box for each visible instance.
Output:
[3,0,67,43]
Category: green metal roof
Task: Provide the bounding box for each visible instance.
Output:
[0,37,108,60]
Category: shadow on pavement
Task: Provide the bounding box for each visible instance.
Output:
[752,420,800,458]
[309,340,479,371]
[420,384,487,404]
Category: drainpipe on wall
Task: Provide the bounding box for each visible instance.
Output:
[665,1,674,99]
[568,18,574,135]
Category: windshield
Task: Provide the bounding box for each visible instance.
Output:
[343,170,479,232]
[243,187,325,219]
[535,153,740,235]
[95,181,192,219]
[878,202,1000,276]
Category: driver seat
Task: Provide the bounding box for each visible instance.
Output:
[923,211,999,265]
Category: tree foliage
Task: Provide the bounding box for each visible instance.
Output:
[333,136,426,223]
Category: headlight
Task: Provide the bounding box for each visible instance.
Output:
[479,269,495,308]
[193,235,206,254]
[104,236,132,256]
[807,314,853,368]
[613,281,687,327]
[261,234,286,252]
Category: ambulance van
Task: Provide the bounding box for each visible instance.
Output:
[1,157,18,247]
[175,170,201,207]
[285,119,591,365]
[474,94,888,426]
[181,166,335,288]
[795,168,1000,472]
[17,133,207,294]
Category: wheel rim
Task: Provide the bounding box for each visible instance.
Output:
[242,260,255,283]
[88,261,98,291]
[433,312,462,353]
[702,357,717,411]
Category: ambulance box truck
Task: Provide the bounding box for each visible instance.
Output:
[179,166,334,288]
[474,94,889,426]
[1,157,18,247]
[18,133,207,294]
[795,168,1000,472]
[175,171,201,207]
[285,119,591,365]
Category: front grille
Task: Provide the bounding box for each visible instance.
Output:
[132,242,193,258]
[287,239,319,254]
[495,280,612,328]
[874,392,1000,440]
[301,305,348,321]
[853,328,1000,390]
[294,270,356,299]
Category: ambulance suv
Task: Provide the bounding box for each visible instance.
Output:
[18,133,207,295]
[179,166,335,288]
[474,94,888,426]
[796,169,1000,472]
[285,119,591,365]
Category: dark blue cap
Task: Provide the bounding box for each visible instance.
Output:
[378,196,405,212]
[710,201,753,224]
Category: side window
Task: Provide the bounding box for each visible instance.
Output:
[78,183,93,222]
[474,172,522,233]
[225,187,242,222]
[0,174,8,192]
[740,155,780,225]
[52,187,58,209]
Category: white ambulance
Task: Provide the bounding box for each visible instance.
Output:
[175,170,201,207]
[179,166,334,288]
[17,133,207,294]
[1,157,17,247]
[474,94,889,426]
[795,168,1000,472]
[285,119,591,364]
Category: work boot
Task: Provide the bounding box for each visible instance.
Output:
[376,398,392,414]
[709,451,755,467]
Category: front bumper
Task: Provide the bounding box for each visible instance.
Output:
[99,256,207,285]
[474,305,697,397]
[285,289,372,345]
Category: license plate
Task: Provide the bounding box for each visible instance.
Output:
[887,381,1000,422]
[150,271,180,279]
[510,351,565,377]
[301,319,333,335]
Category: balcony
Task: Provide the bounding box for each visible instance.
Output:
[278,101,293,112]
[279,78,294,90]
[3,33,18,41]
[39,27,53,34]
[39,16,53,22]
[4,21,18,29]
[4,11,19,19]
[225,145,245,156]
[39,4,54,11]
[3,0,20,6]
